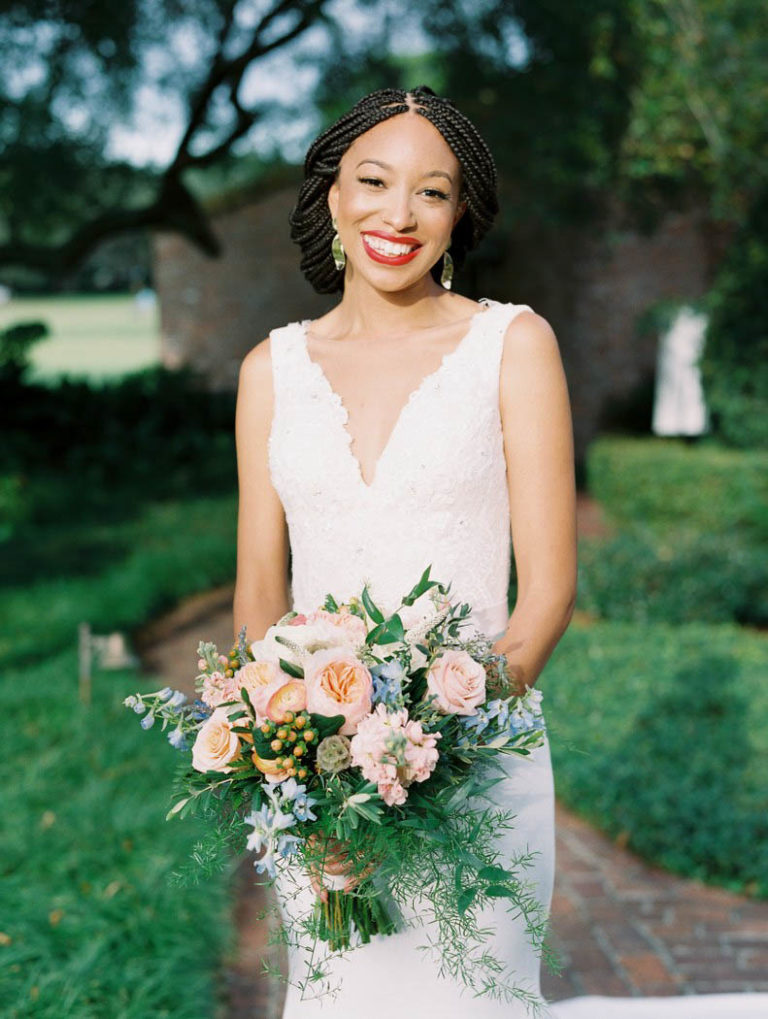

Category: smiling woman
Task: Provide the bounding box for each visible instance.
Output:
[231,84,574,1019]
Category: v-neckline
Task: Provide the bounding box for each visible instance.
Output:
[299,298,495,491]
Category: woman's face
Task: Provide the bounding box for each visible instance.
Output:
[327,111,467,293]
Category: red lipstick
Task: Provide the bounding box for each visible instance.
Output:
[361,231,423,265]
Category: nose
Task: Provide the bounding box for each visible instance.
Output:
[381,186,416,232]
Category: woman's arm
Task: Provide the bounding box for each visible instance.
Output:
[233,337,292,642]
[493,310,578,693]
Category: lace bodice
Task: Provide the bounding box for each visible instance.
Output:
[267,298,534,638]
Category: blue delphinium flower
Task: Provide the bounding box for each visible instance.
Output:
[243,803,273,855]
[189,698,212,721]
[485,699,510,729]
[254,847,277,877]
[273,778,318,823]
[371,660,405,707]
[277,834,302,860]
[140,713,155,730]
[157,687,173,701]
[460,707,491,735]
[167,690,187,710]
[167,727,189,750]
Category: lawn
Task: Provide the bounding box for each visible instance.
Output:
[0,293,160,383]
[0,493,240,1017]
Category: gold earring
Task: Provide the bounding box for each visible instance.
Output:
[331,217,346,271]
[441,248,454,289]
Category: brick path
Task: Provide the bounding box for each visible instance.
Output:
[133,495,768,1016]
[541,806,768,1002]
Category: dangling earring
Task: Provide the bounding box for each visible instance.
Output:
[441,247,454,290]
[331,217,346,271]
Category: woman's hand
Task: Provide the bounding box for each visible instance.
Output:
[306,833,377,903]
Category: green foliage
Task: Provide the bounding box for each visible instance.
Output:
[1,364,236,528]
[541,619,768,896]
[701,187,768,448]
[0,493,236,669]
[586,436,768,540]
[578,527,768,626]
[0,486,241,1015]
[619,0,768,223]
[0,319,49,383]
[581,436,768,626]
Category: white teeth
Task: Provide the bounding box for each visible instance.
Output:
[364,235,418,257]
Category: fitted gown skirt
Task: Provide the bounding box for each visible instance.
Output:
[274,734,556,1018]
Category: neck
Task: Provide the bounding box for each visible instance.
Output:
[328,271,457,340]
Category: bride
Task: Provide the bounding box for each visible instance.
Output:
[233,86,767,1019]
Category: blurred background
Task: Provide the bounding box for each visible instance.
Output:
[1,1,766,1016]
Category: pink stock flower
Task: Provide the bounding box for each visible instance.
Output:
[350,704,440,806]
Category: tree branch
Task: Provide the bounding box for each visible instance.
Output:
[1,0,329,274]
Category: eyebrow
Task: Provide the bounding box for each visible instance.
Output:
[355,158,453,184]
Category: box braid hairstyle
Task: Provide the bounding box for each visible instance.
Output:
[289,84,499,294]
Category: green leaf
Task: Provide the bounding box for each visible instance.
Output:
[484,885,515,898]
[239,686,256,719]
[253,729,277,758]
[457,886,478,915]
[166,796,191,820]
[278,657,304,679]
[310,713,346,741]
[478,865,514,883]
[323,593,339,612]
[362,585,384,624]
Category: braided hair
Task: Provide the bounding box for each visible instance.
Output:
[289,85,500,294]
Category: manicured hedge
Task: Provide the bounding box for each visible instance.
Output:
[541,618,768,896]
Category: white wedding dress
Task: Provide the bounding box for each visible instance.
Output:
[265,298,768,1019]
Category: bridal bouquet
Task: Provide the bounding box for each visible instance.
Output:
[125,566,549,1005]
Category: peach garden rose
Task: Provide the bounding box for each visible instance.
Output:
[233,659,291,719]
[191,708,241,773]
[425,648,486,716]
[304,647,373,735]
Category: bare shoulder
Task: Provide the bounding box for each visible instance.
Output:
[239,335,273,384]
[236,336,275,435]
[501,308,560,359]
[499,308,569,417]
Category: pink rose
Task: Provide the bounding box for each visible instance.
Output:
[306,608,367,646]
[304,647,373,735]
[233,659,291,719]
[426,649,486,715]
[191,708,240,773]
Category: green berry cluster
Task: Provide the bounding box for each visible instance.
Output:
[258,710,317,780]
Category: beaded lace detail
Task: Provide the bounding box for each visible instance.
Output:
[267,298,534,637]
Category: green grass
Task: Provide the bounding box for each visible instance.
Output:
[0,294,160,383]
[540,617,768,896]
[0,492,239,1017]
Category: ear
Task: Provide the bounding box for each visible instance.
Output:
[453,198,467,227]
[327,179,339,222]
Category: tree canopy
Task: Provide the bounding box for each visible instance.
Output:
[2,0,766,282]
